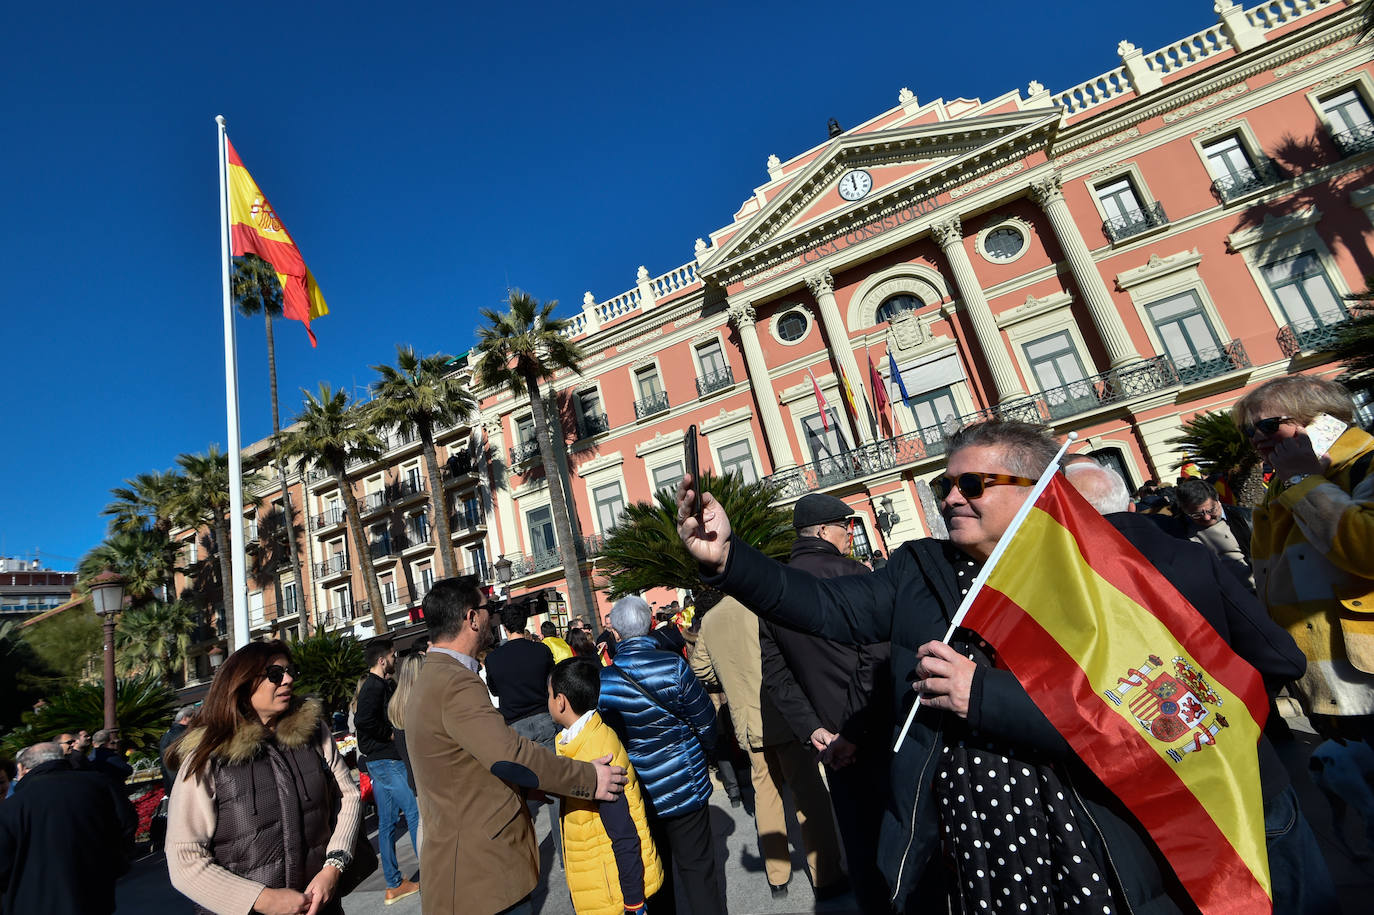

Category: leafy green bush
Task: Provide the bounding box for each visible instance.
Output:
[290,630,367,716]
[0,672,175,758]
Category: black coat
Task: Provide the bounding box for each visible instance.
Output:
[0,759,137,915]
[759,536,892,748]
[355,672,400,761]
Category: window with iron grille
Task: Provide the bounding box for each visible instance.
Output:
[1261,251,1346,328]
[717,441,757,484]
[877,294,922,324]
[1145,291,1222,370]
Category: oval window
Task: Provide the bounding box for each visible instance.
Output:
[984,225,1026,261]
[777,310,808,341]
[877,294,922,324]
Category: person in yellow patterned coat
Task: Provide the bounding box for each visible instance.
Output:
[548,658,663,914]
[1235,375,1374,738]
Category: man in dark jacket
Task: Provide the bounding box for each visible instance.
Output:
[1172,478,1255,590]
[158,704,197,793]
[676,420,1302,914]
[0,742,137,915]
[356,637,421,904]
[761,492,891,912]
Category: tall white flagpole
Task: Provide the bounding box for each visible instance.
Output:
[892,431,1078,752]
[217,115,250,650]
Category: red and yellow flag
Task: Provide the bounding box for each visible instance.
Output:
[808,369,831,431]
[961,475,1270,915]
[838,364,861,422]
[226,138,328,346]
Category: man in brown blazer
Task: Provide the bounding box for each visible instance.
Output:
[407,578,628,915]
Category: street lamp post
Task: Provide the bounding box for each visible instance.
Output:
[493,555,513,597]
[88,570,127,735]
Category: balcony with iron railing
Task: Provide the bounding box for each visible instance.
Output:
[576,412,611,440]
[1210,159,1285,203]
[442,455,478,483]
[449,509,486,533]
[1277,314,1350,357]
[763,344,1250,500]
[634,390,670,420]
[1332,123,1374,157]
[696,366,735,397]
[361,490,388,514]
[313,506,345,528]
[509,440,540,465]
[313,553,349,579]
[1102,201,1168,242]
[505,535,605,580]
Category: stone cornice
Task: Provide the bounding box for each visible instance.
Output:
[699,405,753,434]
[635,430,686,458]
[574,451,624,479]
[1114,249,1203,290]
[1226,207,1323,251]
[995,290,1074,329]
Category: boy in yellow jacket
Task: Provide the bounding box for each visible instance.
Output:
[548,658,664,914]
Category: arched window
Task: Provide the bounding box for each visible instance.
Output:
[877,293,922,324]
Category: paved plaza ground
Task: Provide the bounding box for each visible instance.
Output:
[117,715,1373,914]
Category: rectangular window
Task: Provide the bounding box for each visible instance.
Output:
[246,516,259,542]
[1320,88,1374,134]
[802,410,849,466]
[405,464,423,490]
[851,517,873,560]
[187,540,198,564]
[1024,332,1096,418]
[381,576,398,606]
[1201,135,1254,182]
[281,581,298,616]
[652,460,684,493]
[248,591,265,627]
[906,386,959,430]
[1145,291,1222,368]
[634,365,663,399]
[415,565,434,599]
[527,506,557,556]
[696,340,727,376]
[717,441,758,484]
[593,482,626,533]
[464,495,482,526]
[370,523,390,556]
[516,415,536,445]
[333,586,352,618]
[408,510,429,544]
[578,388,602,419]
[468,543,488,580]
[1095,177,1143,223]
[1261,251,1346,328]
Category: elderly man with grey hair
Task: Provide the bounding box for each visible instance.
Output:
[0,742,137,915]
[599,595,722,915]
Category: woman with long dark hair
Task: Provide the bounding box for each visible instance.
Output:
[166,640,362,915]
[567,626,600,662]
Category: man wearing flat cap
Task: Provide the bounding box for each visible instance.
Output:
[760,492,893,912]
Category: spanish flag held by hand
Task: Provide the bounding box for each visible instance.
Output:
[225,138,328,345]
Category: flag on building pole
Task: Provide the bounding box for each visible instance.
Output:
[838,364,861,423]
[225,138,329,346]
[895,437,1272,914]
[807,368,831,431]
[867,351,891,436]
[888,351,911,402]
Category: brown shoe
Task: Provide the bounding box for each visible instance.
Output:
[384,879,420,905]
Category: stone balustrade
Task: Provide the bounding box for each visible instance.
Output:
[1053,67,1131,115]
[1143,22,1232,77]
[1246,0,1335,31]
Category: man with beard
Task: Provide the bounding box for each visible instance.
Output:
[356,637,422,904]
[406,577,627,915]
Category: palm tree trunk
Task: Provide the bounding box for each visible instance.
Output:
[523,372,594,630]
[421,424,458,579]
[212,517,236,647]
[335,462,387,633]
[265,312,311,637]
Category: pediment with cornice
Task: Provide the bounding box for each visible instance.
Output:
[698,109,1061,286]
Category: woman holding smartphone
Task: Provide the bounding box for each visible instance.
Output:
[1234,375,1374,741]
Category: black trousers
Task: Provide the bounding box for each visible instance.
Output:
[647,804,722,915]
[829,753,895,914]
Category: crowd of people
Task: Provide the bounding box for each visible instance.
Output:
[1,373,1370,915]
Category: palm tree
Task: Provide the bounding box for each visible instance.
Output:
[233,254,312,634]
[1333,290,1374,410]
[474,290,594,624]
[289,629,367,716]
[78,529,180,607]
[102,469,184,600]
[115,601,198,685]
[278,384,388,632]
[171,447,264,647]
[1168,411,1266,505]
[597,471,795,599]
[369,346,477,580]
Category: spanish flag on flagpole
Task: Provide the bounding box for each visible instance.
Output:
[225,137,329,346]
[894,441,1272,913]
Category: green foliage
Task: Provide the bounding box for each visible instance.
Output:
[368,345,476,439]
[232,254,284,318]
[289,630,367,716]
[1,672,175,758]
[279,384,384,476]
[473,289,586,399]
[1168,411,1266,505]
[597,471,795,599]
[78,529,179,606]
[1331,302,1374,410]
[19,602,101,688]
[115,601,198,685]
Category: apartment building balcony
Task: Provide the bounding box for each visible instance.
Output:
[505,535,603,580]
[400,527,432,554]
[442,455,479,486]
[449,509,487,535]
[313,506,345,529]
[368,538,399,561]
[1210,159,1284,203]
[576,412,611,440]
[313,554,350,580]
[695,366,735,398]
[1332,123,1374,157]
[1277,315,1350,357]
[763,346,1249,500]
[634,390,670,420]
[361,490,388,514]
[509,440,540,465]
[1102,201,1168,242]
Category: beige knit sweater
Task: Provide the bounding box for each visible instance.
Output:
[165,699,362,914]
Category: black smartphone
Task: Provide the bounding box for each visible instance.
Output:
[684,424,702,524]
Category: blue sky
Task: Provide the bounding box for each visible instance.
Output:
[1,0,1220,569]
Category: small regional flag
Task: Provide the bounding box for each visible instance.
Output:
[868,354,890,413]
[960,475,1271,915]
[225,138,329,346]
[807,369,831,431]
[839,365,861,422]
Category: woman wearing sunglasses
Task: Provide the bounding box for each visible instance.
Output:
[1234,375,1374,742]
[166,640,362,915]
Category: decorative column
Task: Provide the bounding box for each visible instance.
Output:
[1029,174,1141,367]
[930,217,1027,403]
[804,269,876,443]
[727,298,798,470]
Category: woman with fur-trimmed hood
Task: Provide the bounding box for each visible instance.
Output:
[165,640,362,915]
